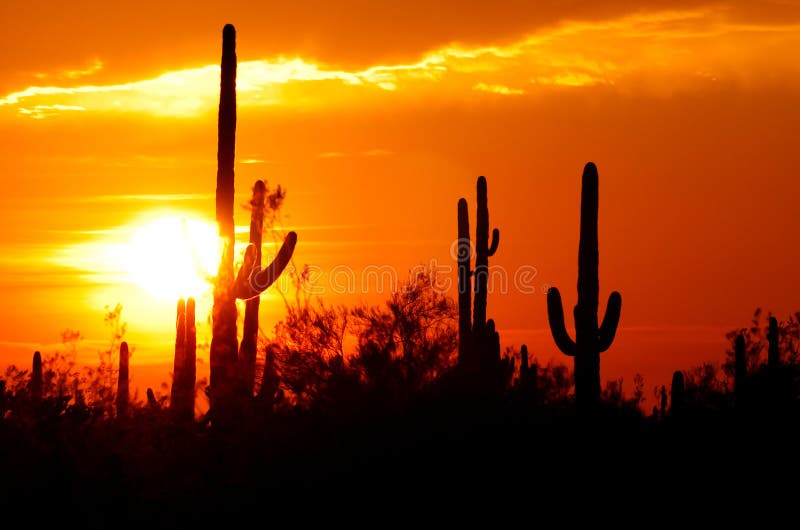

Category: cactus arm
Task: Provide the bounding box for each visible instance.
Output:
[598,291,622,353]
[488,228,500,257]
[546,288,577,357]
[235,231,297,300]
[233,244,257,296]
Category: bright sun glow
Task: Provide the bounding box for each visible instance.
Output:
[122,216,220,301]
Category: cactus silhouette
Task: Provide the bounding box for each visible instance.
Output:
[146,388,159,410]
[116,341,129,417]
[237,181,266,397]
[547,162,622,409]
[30,351,42,403]
[520,344,529,381]
[767,316,780,370]
[171,298,196,422]
[456,177,501,370]
[457,198,471,364]
[670,371,685,416]
[473,176,500,336]
[519,344,538,399]
[734,332,746,406]
[209,24,297,421]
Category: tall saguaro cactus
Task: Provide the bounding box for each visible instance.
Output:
[472,176,500,336]
[116,341,129,417]
[457,198,471,364]
[171,298,196,422]
[547,163,622,409]
[456,177,501,370]
[209,23,240,421]
[209,25,297,422]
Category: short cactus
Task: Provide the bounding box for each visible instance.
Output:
[171,298,196,422]
[116,341,129,416]
[30,351,42,403]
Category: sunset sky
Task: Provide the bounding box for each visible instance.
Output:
[1,0,799,401]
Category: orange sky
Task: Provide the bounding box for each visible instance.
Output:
[1,0,799,405]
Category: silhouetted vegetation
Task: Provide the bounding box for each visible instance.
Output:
[2,23,798,518]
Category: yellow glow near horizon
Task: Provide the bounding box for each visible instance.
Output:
[121,216,220,301]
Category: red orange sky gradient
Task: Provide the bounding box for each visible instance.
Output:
[1,0,799,403]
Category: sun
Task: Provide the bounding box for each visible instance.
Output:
[122,215,221,301]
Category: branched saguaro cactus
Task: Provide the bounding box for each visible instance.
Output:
[209,24,297,422]
[31,351,42,404]
[473,176,500,337]
[116,341,129,417]
[547,163,622,410]
[457,177,500,369]
[237,181,266,396]
[171,298,196,422]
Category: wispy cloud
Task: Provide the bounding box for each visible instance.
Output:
[316,151,347,158]
[2,9,800,118]
[34,59,104,81]
[473,83,526,95]
[18,104,86,119]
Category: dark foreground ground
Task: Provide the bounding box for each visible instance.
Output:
[2,394,798,526]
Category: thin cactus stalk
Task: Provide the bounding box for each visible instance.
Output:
[457,198,472,364]
[519,344,538,397]
[520,344,529,382]
[734,332,746,406]
[30,351,42,403]
[547,162,622,410]
[209,25,297,422]
[171,298,196,422]
[472,176,500,335]
[767,316,780,370]
[670,371,685,416]
[238,181,266,397]
[116,341,129,416]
